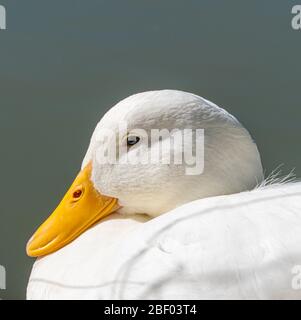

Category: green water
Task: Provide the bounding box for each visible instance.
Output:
[0,0,300,299]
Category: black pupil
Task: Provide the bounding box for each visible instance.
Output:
[127,136,140,146]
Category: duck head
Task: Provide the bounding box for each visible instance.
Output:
[27,90,263,257]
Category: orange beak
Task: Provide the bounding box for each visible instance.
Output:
[26,162,119,257]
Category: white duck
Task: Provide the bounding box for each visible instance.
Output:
[26,90,301,299]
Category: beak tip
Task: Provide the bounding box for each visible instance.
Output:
[26,243,34,257]
[26,235,38,257]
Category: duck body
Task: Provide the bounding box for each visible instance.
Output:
[26,90,301,299]
[27,182,301,299]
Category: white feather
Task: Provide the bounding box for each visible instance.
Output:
[27,183,301,299]
[27,90,301,299]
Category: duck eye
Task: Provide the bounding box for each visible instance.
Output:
[127,136,140,146]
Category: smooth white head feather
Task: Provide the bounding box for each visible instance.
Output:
[82,90,263,217]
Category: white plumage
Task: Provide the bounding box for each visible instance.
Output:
[27,90,301,299]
